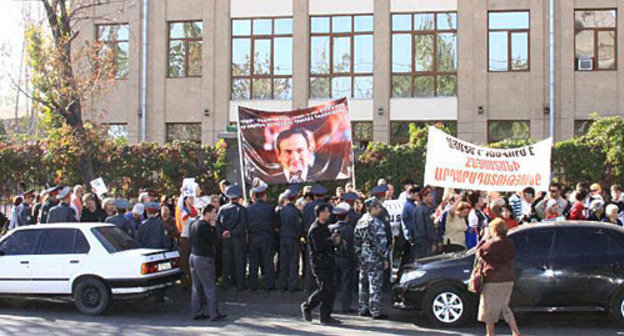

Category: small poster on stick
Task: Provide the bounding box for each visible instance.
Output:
[90,177,108,196]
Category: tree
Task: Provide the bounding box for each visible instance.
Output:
[20,0,124,184]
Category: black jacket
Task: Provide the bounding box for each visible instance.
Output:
[216,202,248,239]
[189,219,218,258]
[137,216,171,249]
[279,203,304,241]
[246,200,277,238]
[46,203,77,224]
[308,219,335,278]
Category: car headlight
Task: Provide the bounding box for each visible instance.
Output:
[400,270,426,285]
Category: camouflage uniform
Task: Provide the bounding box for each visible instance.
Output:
[354,213,389,317]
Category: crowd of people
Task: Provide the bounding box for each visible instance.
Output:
[2,177,624,327]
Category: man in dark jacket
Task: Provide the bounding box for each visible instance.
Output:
[328,202,356,313]
[278,188,304,292]
[411,187,437,259]
[47,186,77,223]
[301,203,342,325]
[16,189,36,228]
[39,186,61,223]
[137,202,171,249]
[216,185,248,290]
[246,183,277,291]
[302,185,332,294]
[105,198,136,238]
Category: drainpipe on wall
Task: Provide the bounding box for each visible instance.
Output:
[140,0,148,142]
[549,0,555,139]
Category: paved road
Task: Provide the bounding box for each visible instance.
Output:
[0,288,622,336]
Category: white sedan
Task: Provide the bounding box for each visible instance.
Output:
[0,223,181,315]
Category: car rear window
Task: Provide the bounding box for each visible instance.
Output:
[91,226,141,253]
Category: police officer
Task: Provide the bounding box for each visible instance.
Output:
[278,188,304,292]
[342,192,361,228]
[354,198,389,320]
[137,202,171,249]
[39,185,62,223]
[301,204,342,325]
[15,189,36,228]
[216,185,248,290]
[328,202,356,313]
[371,184,393,291]
[47,186,77,223]
[105,198,136,238]
[246,183,277,291]
[302,185,332,294]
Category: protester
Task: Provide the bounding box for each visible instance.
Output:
[477,218,520,336]
[603,204,623,226]
[80,194,107,222]
[161,205,180,249]
[385,184,395,200]
[218,180,230,206]
[47,186,77,223]
[588,200,605,221]
[568,189,588,220]
[590,183,604,201]
[179,195,198,289]
[102,197,116,217]
[31,190,46,225]
[518,187,537,223]
[397,179,415,203]
[189,204,227,322]
[467,191,488,246]
[71,185,84,221]
[535,182,568,220]
[301,204,342,325]
[409,187,438,259]
[439,201,470,253]
[608,185,624,213]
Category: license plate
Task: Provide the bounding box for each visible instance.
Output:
[157,262,172,271]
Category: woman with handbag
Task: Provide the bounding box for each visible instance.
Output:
[476,218,520,336]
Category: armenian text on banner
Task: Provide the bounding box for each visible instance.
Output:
[424,126,552,192]
[238,98,354,185]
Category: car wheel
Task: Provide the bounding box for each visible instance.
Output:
[610,290,624,326]
[73,278,110,315]
[423,285,472,327]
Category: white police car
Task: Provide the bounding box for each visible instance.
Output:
[0,223,181,315]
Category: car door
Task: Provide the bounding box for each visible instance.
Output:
[509,228,556,309]
[30,229,90,294]
[551,227,618,308]
[0,229,42,293]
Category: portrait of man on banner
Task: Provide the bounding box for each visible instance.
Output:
[238,98,354,185]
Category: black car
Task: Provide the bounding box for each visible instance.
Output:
[392,221,624,327]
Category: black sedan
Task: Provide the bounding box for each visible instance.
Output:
[392,221,624,327]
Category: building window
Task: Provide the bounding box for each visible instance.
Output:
[391,12,457,97]
[575,10,617,71]
[166,123,201,143]
[231,18,293,100]
[488,11,530,72]
[105,124,128,139]
[487,120,530,143]
[310,15,374,99]
[168,21,203,77]
[351,121,372,148]
[96,24,130,79]
[574,119,593,137]
[391,121,457,144]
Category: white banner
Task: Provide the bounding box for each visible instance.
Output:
[383,199,404,237]
[424,126,552,192]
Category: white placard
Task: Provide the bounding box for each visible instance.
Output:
[383,199,405,237]
[90,177,108,196]
[182,178,197,196]
[424,126,553,192]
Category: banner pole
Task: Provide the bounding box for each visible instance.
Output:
[235,107,247,203]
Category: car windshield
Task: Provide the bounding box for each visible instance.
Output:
[91,226,141,253]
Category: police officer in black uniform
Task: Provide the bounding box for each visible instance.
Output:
[39,185,62,223]
[137,202,171,249]
[246,183,277,291]
[216,185,248,290]
[302,185,333,294]
[301,203,342,325]
[328,202,356,313]
[15,189,36,228]
[278,188,304,292]
[46,186,77,223]
[105,198,136,238]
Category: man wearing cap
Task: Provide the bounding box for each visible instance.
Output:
[302,185,332,294]
[354,198,389,320]
[246,183,278,291]
[342,192,361,228]
[105,198,136,238]
[47,186,77,223]
[39,186,62,223]
[328,202,356,313]
[301,203,342,325]
[411,187,438,260]
[278,188,304,292]
[13,189,36,229]
[137,202,171,249]
[371,184,393,292]
[216,185,248,290]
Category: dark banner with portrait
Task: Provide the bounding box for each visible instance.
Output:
[238,98,354,185]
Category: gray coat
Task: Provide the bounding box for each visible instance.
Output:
[46,203,77,224]
[105,214,136,238]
